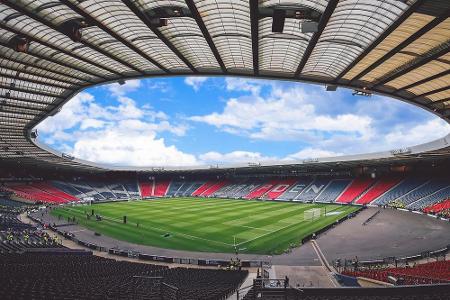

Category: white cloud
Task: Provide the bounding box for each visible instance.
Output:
[184,76,208,91]
[107,79,141,96]
[37,91,194,166]
[147,80,171,93]
[189,80,450,156]
[71,124,197,167]
[285,148,342,160]
[37,92,94,133]
[383,118,449,149]
[190,84,373,142]
[80,118,106,130]
[199,151,276,164]
[225,78,267,95]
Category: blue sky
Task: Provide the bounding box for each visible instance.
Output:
[36,76,450,167]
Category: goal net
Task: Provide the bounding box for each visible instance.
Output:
[304,208,321,221]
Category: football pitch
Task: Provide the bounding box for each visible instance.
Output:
[52,198,360,255]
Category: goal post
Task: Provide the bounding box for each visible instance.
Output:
[304,208,321,221]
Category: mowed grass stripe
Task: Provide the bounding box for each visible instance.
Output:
[52,198,360,254]
[239,206,356,253]
[59,206,234,252]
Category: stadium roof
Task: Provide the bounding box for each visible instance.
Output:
[0,0,449,172]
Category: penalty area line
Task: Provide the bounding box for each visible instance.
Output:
[236,217,307,247]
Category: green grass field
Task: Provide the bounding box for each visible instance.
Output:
[52,197,360,255]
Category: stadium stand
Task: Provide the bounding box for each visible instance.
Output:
[0,252,247,300]
[265,179,298,200]
[166,181,185,197]
[245,180,280,199]
[51,181,88,199]
[315,179,352,203]
[276,179,313,201]
[0,207,64,253]
[138,179,152,198]
[2,176,450,216]
[153,180,171,197]
[107,183,129,199]
[408,186,450,210]
[182,181,205,196]
[355,177,402,205]
[31,182,78,202]
[241,283,450,300]
[88,182,117,200]
[373,178,428,206]
[121,180,140,198]
[175,181,202,197]
[423,199,450,214]
[0,198,24,208]
[342,260,450,285]
[201,180,230,197]
[336,178,375,204]
[192,181,216,196]
[235,181,264,198]
[2,184,69,204]
[213,181,247,198]
[295,178,331,202]
[396,179,449,207]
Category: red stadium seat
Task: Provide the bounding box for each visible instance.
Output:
[265,179,298,200]
[192,181,216,196]
[336,178,375,203]
[356,177,402,205]
[201,181,230,197]
[244,180,281,199]
[153,180,171,197]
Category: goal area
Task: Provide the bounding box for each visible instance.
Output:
[304,208,321,221]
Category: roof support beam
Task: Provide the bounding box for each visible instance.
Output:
[185,0,227,73]
[0,50,86,86]
[395,70,450,93]
[294,0,338,77]
[250,0,259,75]
[431,97,450,105]
[0,101,46,113]
[334,0,424,82]
[0,94,56,107]
[60,0,169,74]
[0,70,75,91]
[0,84,63,99]
[0,23,108,81]
[0,127,27,132]
[1,1,127,77]
[0,113,35,122]
[372,46,450,88]
[414,86,450,99]
[0,110,46,120]
[121,0,196,73]
[350,11,450,83]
